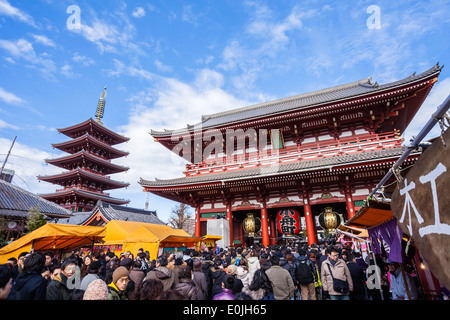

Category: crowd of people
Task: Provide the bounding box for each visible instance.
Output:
[0,241,420,301]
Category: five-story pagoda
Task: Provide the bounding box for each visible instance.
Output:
[38,87,130,212]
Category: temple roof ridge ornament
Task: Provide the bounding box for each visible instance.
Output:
[95,85,107,125]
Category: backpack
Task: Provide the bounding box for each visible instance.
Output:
[234,257,241,266]
[295,259,314,285]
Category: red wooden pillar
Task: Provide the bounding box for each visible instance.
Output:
[194,205,201,237]
[226,203,233,247]
[261,205,270,247]
[303,190,318,245]
[269,218,277,245]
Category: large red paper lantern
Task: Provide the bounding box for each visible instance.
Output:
[277,208,301,235]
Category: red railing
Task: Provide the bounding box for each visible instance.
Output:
[185,132,401,176]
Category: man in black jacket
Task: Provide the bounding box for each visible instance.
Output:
[46,259,77,300]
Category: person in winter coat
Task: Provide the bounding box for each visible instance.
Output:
[46,259,77,300]
[144,255,175,292]
[246,249,260,277]
[242,258,273,300]
[236,259,252,288]
[8,252,47,300]
[213,275,235,300]
[174,266,202,300]
[210,257,227,298]
[107,266,129,300]
[321,248,353,300]
[280,254,296,287]
[346,253,366,300]
[266,255,295,300]
[80,260,100,291]
[129,259,146,288]
[192,260,208,300]
[387,260,418,300]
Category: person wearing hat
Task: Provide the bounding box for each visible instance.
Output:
[108,266,130,300]
[80,260,101,291]
[226,264,244,295]
[83,279,108,300]
[144,255,175,292]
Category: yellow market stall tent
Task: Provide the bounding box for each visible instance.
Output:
[0,223,106,263]
[95,220,203,260]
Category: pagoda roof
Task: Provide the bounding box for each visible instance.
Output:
[39,188,129,205]
[58,118,130,145]
[151,64,443,137]
[0,179,72,219]
[44,150,129,174]
[140,146,419,189]
[58,200,165,226]
[37,168,129,190]
[52,133,129,159]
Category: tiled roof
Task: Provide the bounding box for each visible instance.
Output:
[140,146,416,188]
[0,179,73,218]
[58,200,165,225]
[44,150,129,173]
[151,64,442,136]
[52,133,129,158]
[58,118,130,145]
[39,188,129,205]
[38,168,129,190]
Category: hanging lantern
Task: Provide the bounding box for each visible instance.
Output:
[318,207,341,231]
[243,213,261,237]
[277,208,301,235]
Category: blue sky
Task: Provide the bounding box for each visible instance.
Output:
[1,0,450,223]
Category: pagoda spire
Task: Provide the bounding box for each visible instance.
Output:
[95,86,107,125]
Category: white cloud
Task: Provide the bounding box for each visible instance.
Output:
[32,34,56,47]
[0,0,36,27]
[0,87,26,105]
[72,19,120,53]
[60,63,80,78]
[0,38,35,59]
[0,86,42,116]
[132,7,145,18]
[217,4,317,98]
[67,7,143,56]
[113,69,252,217]
[154,59,173,73]
[0,137,61,194]
[72,52,95,66]
[181,5,199,25]
[0,119,19,129]
[0,38,57,78]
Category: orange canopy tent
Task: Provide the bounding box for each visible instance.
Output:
[96,220,204,260]
[0,223,106,263]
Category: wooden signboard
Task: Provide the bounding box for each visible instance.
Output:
[391,127,450,289]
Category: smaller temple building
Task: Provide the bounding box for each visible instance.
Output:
[38,87,130,212]
[57,200,166,227]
